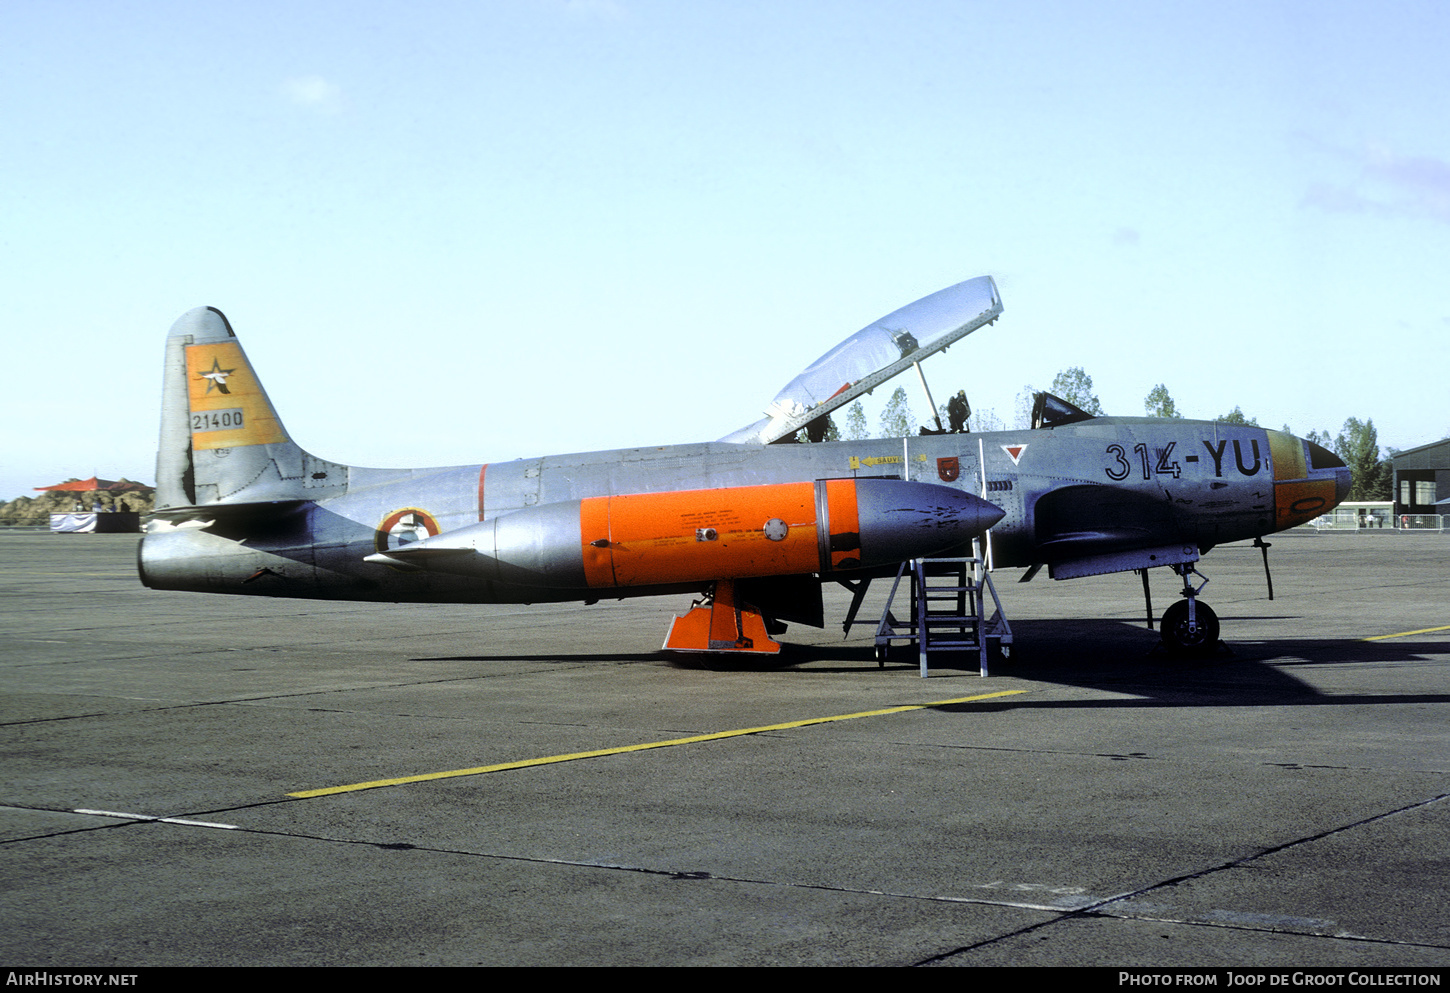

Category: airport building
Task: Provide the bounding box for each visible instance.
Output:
[1392,437,1450,526]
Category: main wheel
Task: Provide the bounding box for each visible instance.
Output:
[1160,599,1219,656]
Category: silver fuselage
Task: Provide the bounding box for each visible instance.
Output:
[139,418,1348,604]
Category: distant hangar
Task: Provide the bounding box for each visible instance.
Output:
[1393,437,1450,521]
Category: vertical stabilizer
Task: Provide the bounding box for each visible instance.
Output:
[155,307,349,509]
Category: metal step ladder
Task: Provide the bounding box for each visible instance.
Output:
[873,550,1012,677]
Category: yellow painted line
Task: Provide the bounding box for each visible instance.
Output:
[1364,624,1450,642]
[289,689,1027,798]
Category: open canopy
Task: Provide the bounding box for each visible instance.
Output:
[722,276,1002,445]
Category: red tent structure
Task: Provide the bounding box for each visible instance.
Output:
[32,478,152,532]
[34,477,154,493]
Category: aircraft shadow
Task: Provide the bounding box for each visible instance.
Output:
[412,619,1450,710]
[875,617,1450,710]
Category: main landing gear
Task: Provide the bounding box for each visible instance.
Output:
[1158,563,1221,657]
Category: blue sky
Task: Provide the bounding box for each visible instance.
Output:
[3,0,1447,499]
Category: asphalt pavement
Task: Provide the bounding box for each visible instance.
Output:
[2,529,1447,967]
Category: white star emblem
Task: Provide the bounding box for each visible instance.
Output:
[197,358,236,395]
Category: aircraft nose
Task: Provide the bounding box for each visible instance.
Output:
[1302,436,1352,507]
[1333,465,1352,506]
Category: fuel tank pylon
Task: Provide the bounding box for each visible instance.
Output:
[662,579,780,655]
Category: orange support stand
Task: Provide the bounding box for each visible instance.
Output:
[662,579,781,655]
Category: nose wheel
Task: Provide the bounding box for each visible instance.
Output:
[1160,598,1219,655]
[1159,563,1221,656]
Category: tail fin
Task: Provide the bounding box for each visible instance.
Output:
[156,307,349,509]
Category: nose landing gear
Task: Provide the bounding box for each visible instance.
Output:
[1160,563,1222,657]
[1161,598,1220,654]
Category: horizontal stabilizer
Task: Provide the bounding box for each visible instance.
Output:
[362,545,475,571]
[149,500,309,529]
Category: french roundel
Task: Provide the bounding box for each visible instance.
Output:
[375,508,441,556]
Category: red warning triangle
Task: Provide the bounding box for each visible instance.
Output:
[1001,443,1028,465]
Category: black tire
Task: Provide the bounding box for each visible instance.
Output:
[1161,599,1219,656]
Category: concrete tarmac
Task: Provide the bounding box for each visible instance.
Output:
[2,529,1447,967]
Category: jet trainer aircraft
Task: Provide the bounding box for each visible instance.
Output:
[139,277,1350,657]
